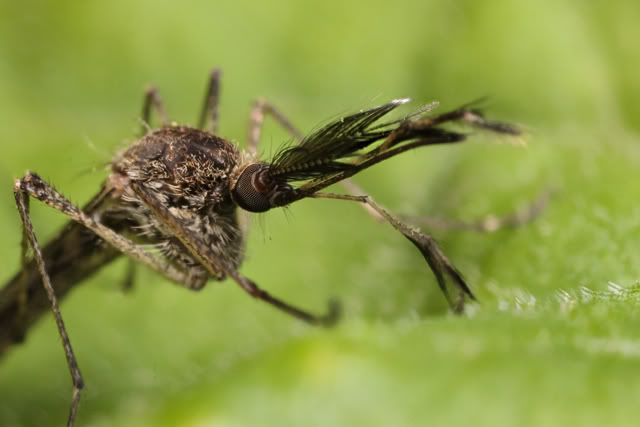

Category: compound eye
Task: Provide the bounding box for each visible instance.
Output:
[231,164,272,212]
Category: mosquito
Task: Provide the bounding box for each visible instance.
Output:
[0,69,539,426]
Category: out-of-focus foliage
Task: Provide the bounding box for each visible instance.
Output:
[0,1,639,426]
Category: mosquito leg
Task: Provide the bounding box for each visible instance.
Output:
[140,86,169,135]
[198,68,222,133]
[13,181,84,427]
[14,191,32,342]
[341,178,552,233]
[16,172,206,290]
[339,179,385,222]
[13,174,206,427]
[229,270,340,326]
[400,189,554,232]
[131,181,340,326]
[312,192,474,313]
[247,97,304,155]
[121,258,136,292]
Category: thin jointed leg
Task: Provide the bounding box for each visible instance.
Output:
[400,190,554,232]
[140,87,168,135]
[131,181,340,327]
[17,173,205,289]
[229,270,340,326]
[13,171,217,425]
[342,178,552,233]
[13,182,83,427]
[247,97,304,155]
[16,192,31,335]
[198,69,222,133]
[312,192,473,313]
[122,258,136,292]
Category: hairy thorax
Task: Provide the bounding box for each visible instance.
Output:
[105,126,245,281]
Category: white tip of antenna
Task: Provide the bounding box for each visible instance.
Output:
[391,98,412,105]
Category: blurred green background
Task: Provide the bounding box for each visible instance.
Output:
[1,0,639,426]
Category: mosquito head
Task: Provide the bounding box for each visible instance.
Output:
[230,163,294,212]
